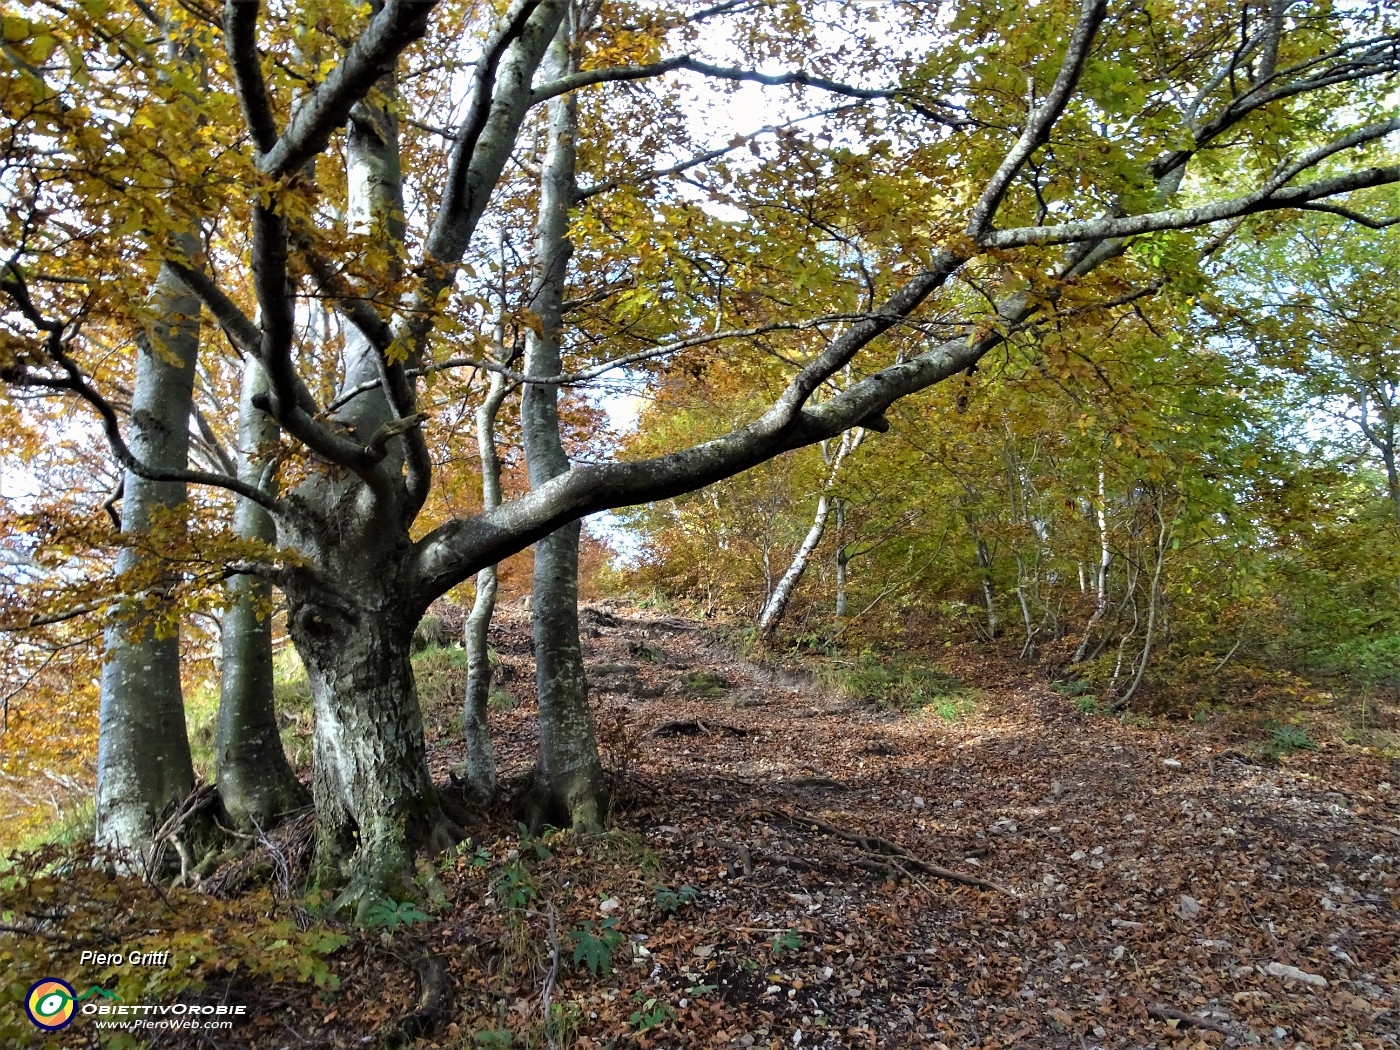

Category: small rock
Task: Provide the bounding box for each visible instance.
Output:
[991,817,1019,835]
[1164,758,1183,769]
[599,897,620,914]
[1265,962,1327,987]
[1174,894,1203,920]
[1070,850,1088,861]
[913,796,926,808]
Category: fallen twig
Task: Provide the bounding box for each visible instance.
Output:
[747,806,1016,895]
[1146,1004,1234,1035]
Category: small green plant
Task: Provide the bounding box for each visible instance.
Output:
[516,822,554,860]
[569,917,625,976]
[1269,723,1318,757]
[629,992,674,1031]
[770,927,802,958]
[494,859,539,909]
[441,839,493,874]
[637,588,672,611]
[932,696,975,722]
[361,897,431,930]
[1051,679,1093,697]
[473,1030,514,1048]
[817,652,977,712]
[546,1000,584,1045]
[489,687,516,711]
[1073,694,1099,714]
[653,883,699,914]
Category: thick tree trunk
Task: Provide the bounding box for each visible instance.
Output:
[95,259,201,869]
[531,520,604,828]
[284,74,452,905]
[520,17,607,830]
[217,360,307,830]
[289,596,452,908]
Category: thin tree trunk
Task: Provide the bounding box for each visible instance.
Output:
[1015,552,1036,658]
[1073,463,1112,663]
[975,535,999,639]
[521,16,606,830]
[216,359,307,830]
[1117,501,1172,709]
[834,498,849,619]
[461,317,513,803]
[96,254,202,871]
[757,428,861,637]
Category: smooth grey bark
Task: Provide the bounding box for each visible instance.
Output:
[1073,463,1113,664]
[287,581,448,907]
[521,18,607,831]
[95,257,201,870]
[216,359,307,830]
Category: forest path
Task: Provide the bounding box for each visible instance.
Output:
[405,601,1400,1049]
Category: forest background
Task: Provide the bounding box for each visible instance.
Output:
[0,0,1397,918]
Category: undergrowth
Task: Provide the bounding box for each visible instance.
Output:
[813,650,978,715]
[0,843,347,1047]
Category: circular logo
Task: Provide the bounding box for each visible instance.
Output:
[25,979,76,1030]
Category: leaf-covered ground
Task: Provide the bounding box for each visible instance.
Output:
[22,603,1400,1048]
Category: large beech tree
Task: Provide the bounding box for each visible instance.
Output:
[3,0,1399,902]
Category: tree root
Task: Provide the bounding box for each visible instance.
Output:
[380,946,454,1048]
[745,806,1016,895]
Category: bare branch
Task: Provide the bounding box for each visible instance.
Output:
[983,158,1400,250]
[532,54,972,125]
[965,0,1108,238]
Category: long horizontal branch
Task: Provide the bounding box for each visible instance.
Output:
[532,53,971,125]
[982,159,1400,250]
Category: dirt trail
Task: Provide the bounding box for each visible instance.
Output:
[409,602,1400,1049]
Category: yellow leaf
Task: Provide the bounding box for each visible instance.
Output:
[2,15,32,42]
